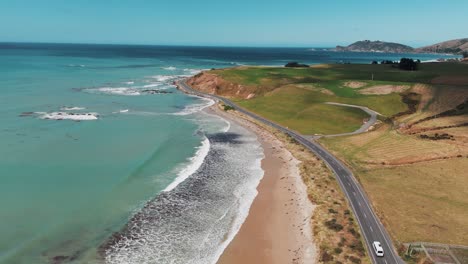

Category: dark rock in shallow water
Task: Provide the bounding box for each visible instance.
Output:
[51,255,69,264]
[142,89,173,94]
[285,62,309,68]
[19,112,34,117]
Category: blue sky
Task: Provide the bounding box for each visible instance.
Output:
[0,0,466,47]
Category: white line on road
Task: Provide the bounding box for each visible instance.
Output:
[370,226,373,232]
[364,213,367,218]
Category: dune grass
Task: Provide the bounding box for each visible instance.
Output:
[320,122,468,245]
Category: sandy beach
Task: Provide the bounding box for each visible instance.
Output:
[209,105,317,264]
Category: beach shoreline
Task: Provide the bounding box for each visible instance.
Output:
[207,105,317,264]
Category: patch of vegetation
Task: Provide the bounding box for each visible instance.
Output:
[325,218,344,231]
[399,58,419,71]
[222,104,235,111]
[285,61,309,68]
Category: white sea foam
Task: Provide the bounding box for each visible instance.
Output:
[142,83,162,88]
[104,120,265,264]
[87,87,141,96]
[210,152,264,264]
[183,68,203,75]
[421,59,440,63]
[163,66,177,71]
[60,106,86,111]
[173,97,215,116]
[149,75,175,82]
[38,112,99,121]
[123,81,135,85]
[67,64,86,68]
[222,118,231,133]
[163,137,210,192]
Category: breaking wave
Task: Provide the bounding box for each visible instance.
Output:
[37,112,99,121]
[60,106,86,111]
[173,97,215,116]
[163,137,210,192]
[102,122,264,264]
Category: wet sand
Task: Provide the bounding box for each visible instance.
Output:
[210,106,316,264]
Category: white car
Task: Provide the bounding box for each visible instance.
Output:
[373,241,384,257]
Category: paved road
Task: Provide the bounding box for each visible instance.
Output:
[178,81,404,264]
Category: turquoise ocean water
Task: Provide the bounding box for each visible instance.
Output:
[0,44,458,264]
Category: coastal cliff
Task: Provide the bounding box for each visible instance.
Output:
[187,71,256,99]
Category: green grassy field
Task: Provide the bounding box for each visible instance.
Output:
[210,63,468,134]
[199,62,468,254]
[235,85,404,134]
[213,63,468,88]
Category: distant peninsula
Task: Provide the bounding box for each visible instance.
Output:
[335,38,468,55]
[336,40,413,53]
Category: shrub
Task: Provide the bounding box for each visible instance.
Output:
[463,51,468,58]
[325,219,344,231]
[399,58,418,71]
[381,60,395,64]
[334,247,343,254]
[285,62,309,68]
[349,256,361,263]
[223,105,235,111]
[320,251,333,262]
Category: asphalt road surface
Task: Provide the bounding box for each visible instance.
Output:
[178,81,405,264]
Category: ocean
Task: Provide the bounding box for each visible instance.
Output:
[0,43,458,264]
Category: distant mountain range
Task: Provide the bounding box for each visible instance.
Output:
[335,39,468,54]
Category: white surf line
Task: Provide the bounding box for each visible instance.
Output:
[163,136,210,192]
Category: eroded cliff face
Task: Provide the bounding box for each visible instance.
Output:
[187,72,256,99]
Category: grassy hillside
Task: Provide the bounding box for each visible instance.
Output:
[235,84,404,134]
[196,63,468,135]
[189,62,468,252]
[320,83,468,246]
[212,63,468,88]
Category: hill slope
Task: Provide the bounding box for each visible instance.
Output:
[336,40,414,53]
[416,38,468,54]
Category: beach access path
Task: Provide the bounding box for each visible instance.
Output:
[177,80,405,264]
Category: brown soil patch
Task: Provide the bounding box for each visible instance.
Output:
[344,81,367,89]
[432,76,468,86]
[359,85,410,95]
[310,64,331,69]
[427,87,468,114]
[187,72,254,99]
[411,84,433,111]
